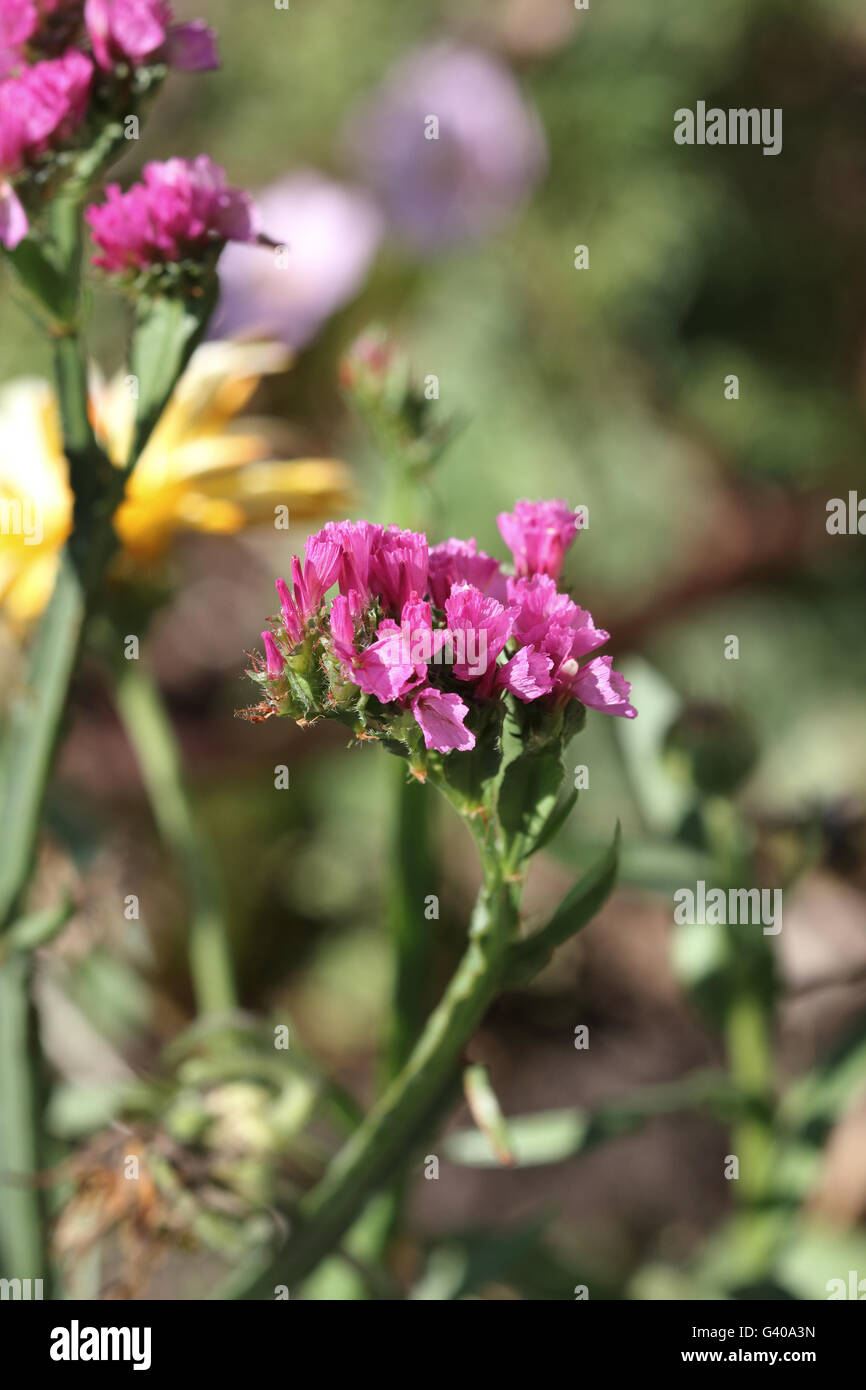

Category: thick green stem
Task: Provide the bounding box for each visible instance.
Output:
[725,981,775,1196]
[0,207,104,1286]
[0,190,195,1290]
[113,658,237,1016]
[0,562,87,931]
[384,769,435,1080]
[233,869,519,1297]
[320,768,438,1294]
[701,799,779,1277]
[0,954,52,1290]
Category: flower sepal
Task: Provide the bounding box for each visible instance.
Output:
[430,700,505,819]
[497,741,567,868]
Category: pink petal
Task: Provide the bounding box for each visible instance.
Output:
[572,656,637,719]
[165,20,220,71]
[498,645,553,702]
[410,687,475,753]
[262,631,283,678]
[0,180,27,248]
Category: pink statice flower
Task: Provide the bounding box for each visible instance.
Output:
[316,519,384,603]
[497,499,582,581]
[84,0,218,72]
[313,519,428,617]
[0,47,92,246]
[410,687,474,753]
[497,644,553,702]
[262,629,284,679]
[331,592,424,703]
[0,0,39,55]
[274,534,343,647]
[428,537,505,608]
[571,655,637,719]
[0,2,82,68]
[86,155,258,272]
[443,583,515,685]
[250,504,635,763]
[370,526,428,615]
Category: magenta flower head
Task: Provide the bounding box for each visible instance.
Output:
[497,499,583,581]
[245,503,635,800]
[0,47,93,246]
[0,1,77,71]
[84,0,218,73]
[345,43,547,250]
[0,0,39,55]
[86,155,258,277]
[428,538,505,608]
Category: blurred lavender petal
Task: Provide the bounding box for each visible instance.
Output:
[212,172,384,348]
[344,43,547,250]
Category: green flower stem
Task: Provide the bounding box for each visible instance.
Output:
[384,770,435,1080]
[0,401,95,1292]
[351,443,437,1277]
[0,190,206,1284]
[236,864,520,1297]
[382,457,435,1090]
[113,657,237,1017]
[701,798,778,1276]
[0,190,119,1285]
[333,770,435,1295]
[0,954,51,1292]
[327,768,437,1295]
[725,981,775,1194]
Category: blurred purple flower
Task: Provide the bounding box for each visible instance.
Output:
[211,171,383,349]
[344,42,547,250]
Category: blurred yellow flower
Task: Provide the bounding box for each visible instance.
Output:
[0,340,351,627]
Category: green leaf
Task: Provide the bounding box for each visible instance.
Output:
[462,1064,514,1165]
[505,822,620,983]
[612,656,688,834]
[774,1222,866,1301]
[434,704,503,814]
[779,1009,866,1140]
[498,747,564,864]
[532,787,578,854]
[445,1070,735,1168]
[409,1217,550,1301]
[3,238,74,324]
[2,895,74,957]
[127,285,219,467]
[46,1080,155,1139]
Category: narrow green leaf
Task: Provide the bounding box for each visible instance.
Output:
[505,822,620,984]
[532,787,578,855]
[462,1063,514,1166]
[409,1217,550,1301]
[3,894,74,957]
[498,747,564,864]
[3,239,73,323]
[127,285,219,467]
[779,1009,866,1138]
[445,1070,736,1168]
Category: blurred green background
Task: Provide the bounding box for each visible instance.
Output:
[2,0,866,1299]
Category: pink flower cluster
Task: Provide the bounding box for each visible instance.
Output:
[259,500,636,756]
[0,1,70,71]
[85,155,258,272]
[0,47,91,246]
[0,0,218,248]
[83,0,217,73]
[0,0,216,76]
